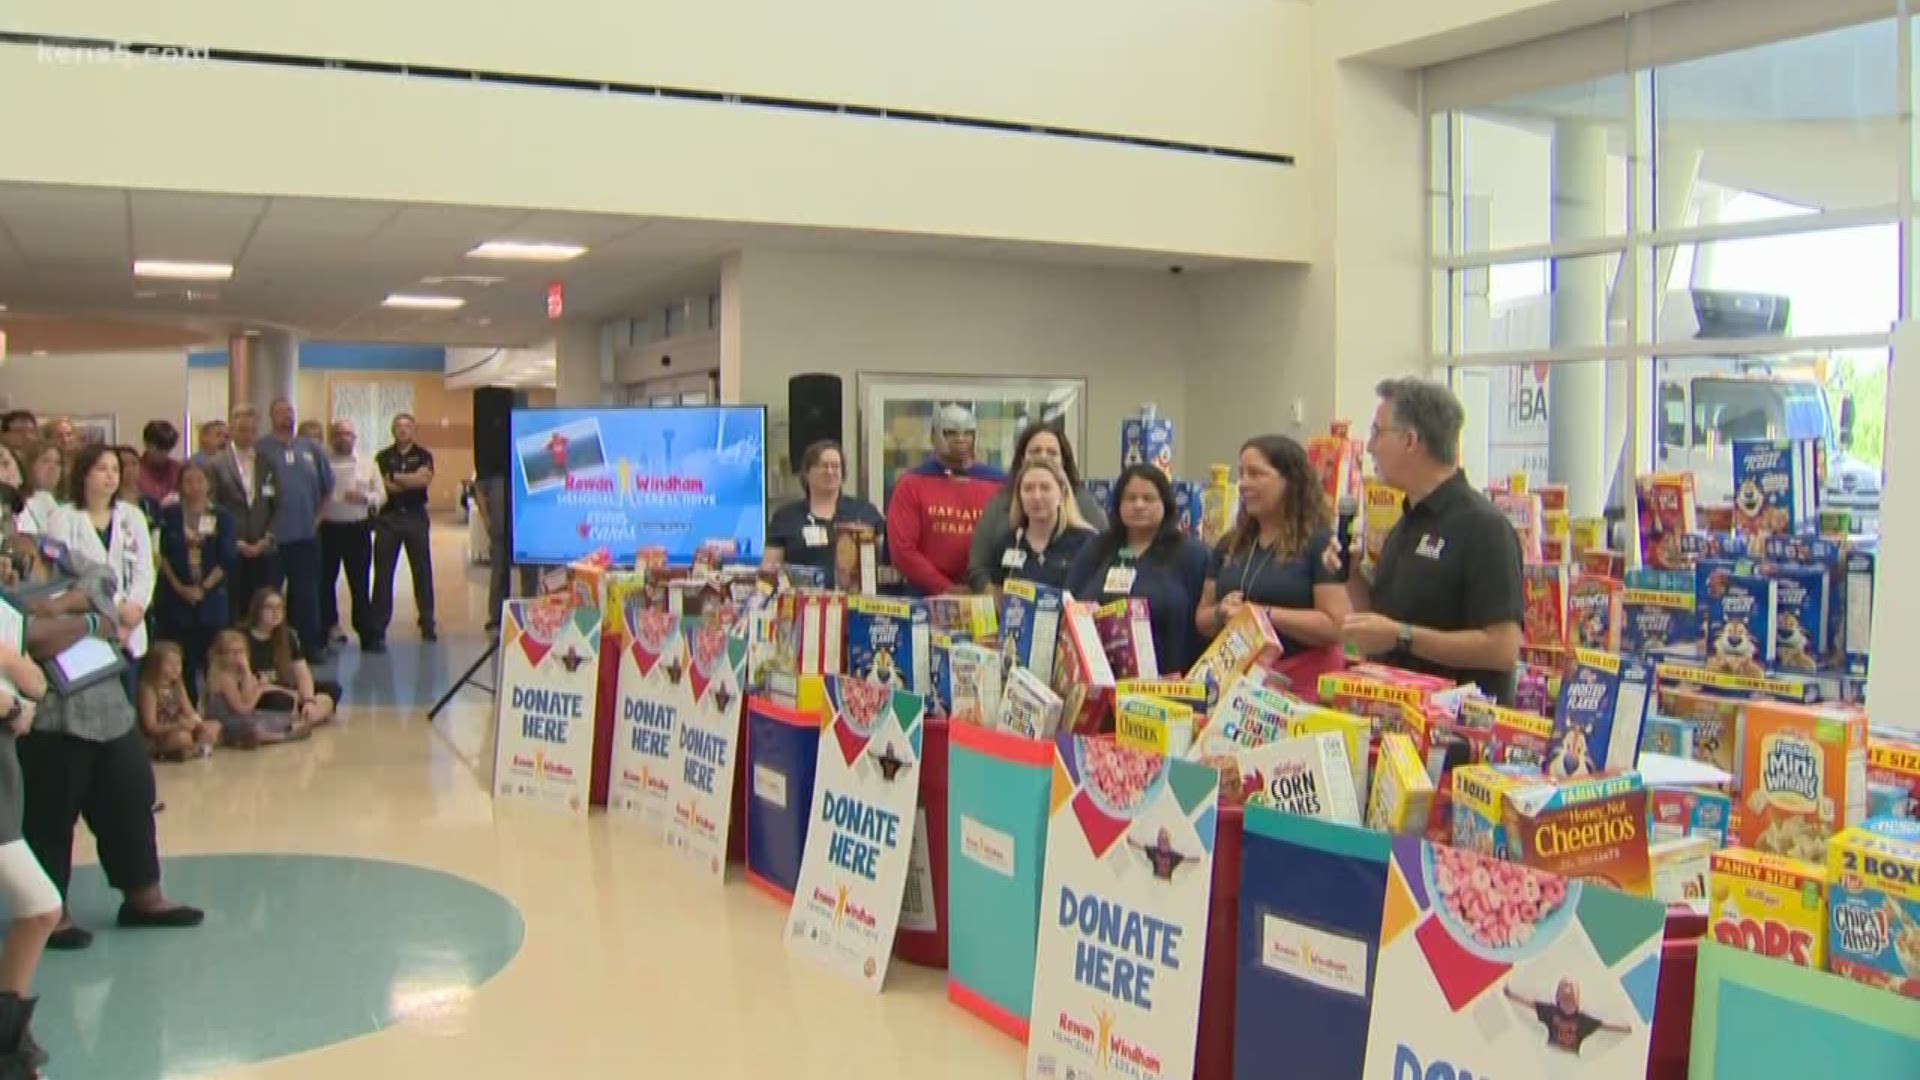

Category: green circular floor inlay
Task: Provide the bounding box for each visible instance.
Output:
[33,854,524,1079]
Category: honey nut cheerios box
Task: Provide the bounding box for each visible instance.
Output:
[1826,819,1920,999]
[1737,701,1868,863]
[1501,771,1653,897]
[1709,846,1827,969]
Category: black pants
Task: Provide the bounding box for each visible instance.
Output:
[372,511,435,640]
[18,727,162,903]
[319,519,373,643]
[230,547,283,626]
[280,538,325,662]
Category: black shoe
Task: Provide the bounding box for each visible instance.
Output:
[362,640,387,655]
[420,626,438,643]
[117,902,205,930]
[47,924,91,951]
[0,991,43,1075]
[484,620,500,633]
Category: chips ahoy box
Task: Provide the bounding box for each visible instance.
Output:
[1826,818,1920,999]
[1732,437,1820,537]
[1697,561,1778,678]
[997,579,1067,686]
[1548,649,1652,779]
[845,594,932,694]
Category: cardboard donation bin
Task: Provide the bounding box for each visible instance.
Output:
[894,716,950,968]
[1196,805,1246,1080]
[1688,940,1920,1079]
[944,721,1055,1040]
[743,696,823,902]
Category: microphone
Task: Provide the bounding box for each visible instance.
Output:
[1335,495,1359,580]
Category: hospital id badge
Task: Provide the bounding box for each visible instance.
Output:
[1001,549,1027,570]
[801,525,829,548]
[1103,565,1137,595]
[196,514,216,538]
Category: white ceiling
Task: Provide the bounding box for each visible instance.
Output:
[0,183,1233,350]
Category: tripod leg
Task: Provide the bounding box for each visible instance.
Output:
[427,640,499,721]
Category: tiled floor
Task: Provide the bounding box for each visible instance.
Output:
[33,523,1026,1079]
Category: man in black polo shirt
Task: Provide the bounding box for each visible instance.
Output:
[1330,378,1525,703]
[369,413,437,651]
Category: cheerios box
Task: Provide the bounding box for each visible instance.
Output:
[1709,846,1827,969]
[1738,701,1868,862]
[1500,771,1653,896]
[1826,819,1920,999]
[1115,693,1196,758]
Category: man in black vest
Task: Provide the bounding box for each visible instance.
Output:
[368,414,436,651]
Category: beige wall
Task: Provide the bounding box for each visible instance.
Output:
[0,349,188,445]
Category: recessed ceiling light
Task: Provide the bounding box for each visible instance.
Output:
[421,274,507,287]
[383,294,466,311]
[0,303,9,313]
[134,260,234,281]
[466,240,587,263]
[31,350,47,357]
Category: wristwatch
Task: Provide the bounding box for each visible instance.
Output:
[1396,623,1415,650]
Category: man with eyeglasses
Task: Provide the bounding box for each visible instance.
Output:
[1326,377,1526,704]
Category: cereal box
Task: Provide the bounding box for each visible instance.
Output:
[1649,786,1733,848]
[998,578,1067,685]
[1450,764,1534,859]
[1461,698,1555,772]
[1656,661,1823,707]
[1210,731,1362,824]
[1115,693,1196,758]
[1640,714,1695,761]
[1320,672,1433,758]
[1868,732,1920,820]
[1731,437,1820,537]
[1621,581,1701,660]
[1549,649,1653,779]
[1764,560,1832,672]
[1501,772,1653,896]
[997,665,1064,741]
[1367,733,1436,836]
[1580,546,1627,581]
[1709,847,1827,968]
[1188,605,1283,708]
[845,595,931,694]
[1083,478,1115,518]
[832,523,878,594]
[1200,464,1238,548]
[1654,688,1741,776]
[1522,563,1570,647]
[1305,421,1363,506]
[1050,602,1116,734]
[927,594,997,645]
[1114,678,1208,714]
[1845,549,1875,678]
[1568,572,1623,652]
[1826,819,1920,998]
[1172,480,1206,538]
[1653,836,1713,907]
[948,641,1003,729]
[1361,479,1404,569]
[1739,701,1869,862]
[1093,597,1159,680]
[1275,707,1373,804]
[1636,472,1698,571]
[790,591,845,679]
[1192,679,1319,755]
[927,632,955,720]
[1697,562,1778,677]
[1120,405,1176,478]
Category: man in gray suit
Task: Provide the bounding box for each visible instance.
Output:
[206,406,279,624]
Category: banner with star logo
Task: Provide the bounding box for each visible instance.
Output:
[609,600,688,837]
[784,674,926,992]
[664,617,751,881]
[492,598,603,815]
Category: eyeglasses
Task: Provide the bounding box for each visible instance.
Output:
[1370,424,1411,441]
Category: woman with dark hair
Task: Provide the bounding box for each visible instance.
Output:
[46,445,154,666]
[154,461,236,700]
[1196,435,1350,655]
[137,420,183,508]
[762,440,884,581]
[15,442,65,537]
[1064,464,1212,674]
[967,421,1106,592]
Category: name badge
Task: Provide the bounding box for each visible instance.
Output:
[1001,549,1027,570]
[801,525,829,548]
[284,450,296,466]
[196,514,216,538]
[262,482,277,498]
[1103,566,1138,595]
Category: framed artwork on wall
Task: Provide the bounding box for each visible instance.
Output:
[855,373,1086,506]
[71,415,115,449]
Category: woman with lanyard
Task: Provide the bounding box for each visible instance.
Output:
[45,445,156,687]
[966,421,1105,592]
[1195,435,1350,679]
[15,442,64,537]
[762,440,883,582]
[154,462,236,701]
[984,460,1095,592]
[1064,464,1212,673]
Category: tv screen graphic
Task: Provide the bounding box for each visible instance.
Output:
[509,406,767,566]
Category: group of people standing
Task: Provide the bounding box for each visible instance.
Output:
[763,378,1527,703]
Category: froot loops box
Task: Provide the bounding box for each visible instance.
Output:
[1826,819,1920,999]
[1709,846,1826,969]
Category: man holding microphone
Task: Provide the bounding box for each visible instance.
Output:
[1329,378,1526,704]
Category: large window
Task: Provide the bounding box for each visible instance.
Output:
[1428,7,1908,537]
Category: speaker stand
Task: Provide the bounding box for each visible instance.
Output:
[428,638,497,722]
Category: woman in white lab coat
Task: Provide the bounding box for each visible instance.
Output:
[45,445,155,662]
[16,441,65,537]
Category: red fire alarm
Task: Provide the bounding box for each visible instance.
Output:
[546,282,565,320]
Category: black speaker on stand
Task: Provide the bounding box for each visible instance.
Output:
[787,373,843,471]
[430,385,527,722]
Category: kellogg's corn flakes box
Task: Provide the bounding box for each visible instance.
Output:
[1739,701,1868,863]
[1710,846,1827,968]
[1826,819,1920,999]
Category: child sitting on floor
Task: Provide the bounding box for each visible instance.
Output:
[241,590,339,725]
[136,643,219,761]
[201,630,311,749]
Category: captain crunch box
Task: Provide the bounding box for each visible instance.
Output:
[1501,771,1653,896]
[1549,649,1652,779]
[846,595,931,694]
[1710,847,1827,969]
[1188,605,1283,708]
[1826,819,1920,998]
[998,578,1067,685]
[1636,472,1698,571]
[1094,598,1159,680]
[1738,701,1868,863]
[1569,572,1623,652]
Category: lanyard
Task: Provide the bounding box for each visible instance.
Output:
[1237,542,1277,596]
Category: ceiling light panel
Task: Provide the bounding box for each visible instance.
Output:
[134,260,234,281]
[466,241,587,262]
[382,294,465,311]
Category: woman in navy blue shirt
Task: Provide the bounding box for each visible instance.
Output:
[763,440,884,583]
[1065,464,1211,675]
[1196,435,1349,655]
[985,460,1095,591]
[153,462,237,701]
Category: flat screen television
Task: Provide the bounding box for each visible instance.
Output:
[508,405,767,566]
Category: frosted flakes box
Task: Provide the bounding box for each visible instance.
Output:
[1867,731,1920,821]
[1188,605,1283,708]
[1826,819,1920,999]
[1636,472,1698,571]
[1093,597,1158,680]
[1709,847,1827,969]
[1655,661,1823,707]
[1568,572,1623,652]
[1501,771,1653,896]
[845,594,931,694]
[1548,649,1652,780]
[1697,561,1778,678]
[1648,786,1733,848]
[998,578,1067,686]
[1114,693,1196,758]
[1172,480,1206,538]
[1764,560,1832,673]
[1050,601,1117,735]
[1620,582,1701,659]
[1120,406,1176,478]
[927,594,998,645]
[1367,732,1435,836]
[997,664,1063,741]
[1845,549,1875,678]
[1460,698,1555,773]
[1738,701,1868,863]
[1731,437,1820,538]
